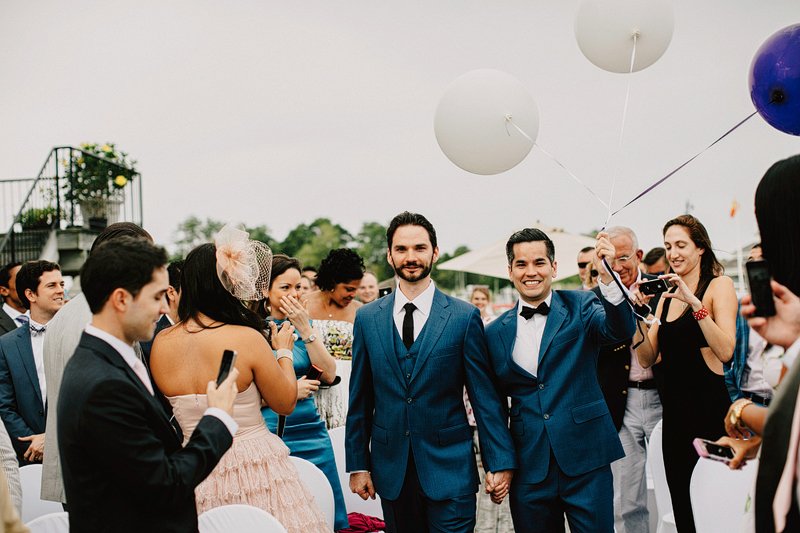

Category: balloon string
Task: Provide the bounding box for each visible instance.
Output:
[504,114,534,143]
[533,142,609,210]
[604,32,639,229]
[610,110,759,217]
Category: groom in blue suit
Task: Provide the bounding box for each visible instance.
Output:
[346,212,516,533]
[485,228,634,532]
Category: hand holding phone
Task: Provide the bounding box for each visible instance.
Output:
[693,438,734,464]
[216,350,238,386]
[747,260,776,317]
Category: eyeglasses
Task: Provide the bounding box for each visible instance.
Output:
[577,261,590,269]
[609,255,633,267]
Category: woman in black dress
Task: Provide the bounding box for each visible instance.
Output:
[633,214,738,533]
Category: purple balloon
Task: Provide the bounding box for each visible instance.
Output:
[750,24,800,135]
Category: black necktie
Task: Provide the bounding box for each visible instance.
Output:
[402,302,416,349]
[520,303,549,320]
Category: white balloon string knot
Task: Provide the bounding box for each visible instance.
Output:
[505,115,534,143]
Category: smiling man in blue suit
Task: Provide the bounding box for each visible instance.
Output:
[346,212,516,533]
[485,228,634,533]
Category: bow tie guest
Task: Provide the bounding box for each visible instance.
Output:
[0,261,65,465]
[484,229,634,533]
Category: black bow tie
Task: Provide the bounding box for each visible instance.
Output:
[520,303,549,320]
[29,324,46,336]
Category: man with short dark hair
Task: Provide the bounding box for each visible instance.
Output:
[642,247,668,276]
[485,228,634,532]
[41,222,154,504]
[0,263,25,334]
[346,211,515,533]
[0,260,64,464]
[141,259,183,367]
[58,237,239,532]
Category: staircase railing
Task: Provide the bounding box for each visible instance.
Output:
[0,146,142,265]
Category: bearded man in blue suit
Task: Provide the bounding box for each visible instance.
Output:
[485,228,634,533]
[346,212,516,533]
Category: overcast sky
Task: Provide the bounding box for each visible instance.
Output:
[1,0,798,261]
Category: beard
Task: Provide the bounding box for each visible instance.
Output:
[392,259,433,283]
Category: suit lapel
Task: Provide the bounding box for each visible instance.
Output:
[14,329,42,405]
[537,291,567,368]
[0,309,16,335]
[409,290,450,385]
[375,294,405,386]
[500,305,537,380]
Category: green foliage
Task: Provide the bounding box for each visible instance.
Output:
[171,216,225,259]
[294,218,354,269]
[19,206,57,229]
[354,221,394,281]
[65,143,136,202]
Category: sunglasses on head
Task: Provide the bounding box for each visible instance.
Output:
[577,261,590,269]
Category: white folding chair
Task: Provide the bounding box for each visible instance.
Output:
[19,464,63,523]
[690,456,758,533]
[289,455,335,529]
[646,419,678,533]
[328,426,384,519]
[198,504,287,533]
[26,511,69,533]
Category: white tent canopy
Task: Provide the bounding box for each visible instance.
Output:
[437,224,596,280]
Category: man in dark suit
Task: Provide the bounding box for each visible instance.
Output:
[0,260,65,464]
[140,259,183,368]
[346,212,516,533]
[0,263,26,335]
[57,236,239,532]
[485,228,634,533]
[593,226,663,533]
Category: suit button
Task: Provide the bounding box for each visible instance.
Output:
[38,410,44,415]
[622,390,628,395]
[405,430,410,436]
[407,398,413,404]
[538,384,544,390]
[624,365,630,370]
[406,355,412,359]
[543,413,550,420]
[406,373,411,379]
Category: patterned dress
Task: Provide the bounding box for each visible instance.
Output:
[313,319,354,429]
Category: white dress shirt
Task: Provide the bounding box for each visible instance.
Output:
[628,272,654,382]
[513,280,625,377]
[29,318,47,404]
[393,280,436,343]
[84,324,238,436]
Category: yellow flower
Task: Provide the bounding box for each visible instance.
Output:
[77,157,84,165]
[101,144,112,153]
[114,175,128,187]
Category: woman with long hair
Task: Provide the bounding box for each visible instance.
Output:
[260,254,349,531]
[305,248,365,428]
[150,241,328,533]
[634,214,737,533]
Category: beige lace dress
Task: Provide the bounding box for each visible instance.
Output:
[167,382,329,533]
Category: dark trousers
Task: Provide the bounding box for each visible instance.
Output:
[509,450,613,533]
[381,451,476,533]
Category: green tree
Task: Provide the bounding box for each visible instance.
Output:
[292,218,353,269]
[355,221,393,281]
[172,216,225,259]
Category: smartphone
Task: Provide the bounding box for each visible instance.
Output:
[639,279,670,296]
[693,438,734,464]
[378,287,392,297]
[746,260,776,317]
[216,350,238,385]
[306,364,324,381]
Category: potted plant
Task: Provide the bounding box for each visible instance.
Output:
[64,142,136,229]
[18,206,57,230]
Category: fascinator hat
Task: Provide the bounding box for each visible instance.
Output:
[214,223,272,301]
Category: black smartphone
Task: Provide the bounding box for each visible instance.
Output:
[306,364,324,381]
[378,287,392,297]
[216,349,237,385]
[746,260,776,317]
[639,279,670,296]
[693,438,734,464]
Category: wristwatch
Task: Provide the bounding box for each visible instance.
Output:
[729,398,753,429]
[302,333,317,344]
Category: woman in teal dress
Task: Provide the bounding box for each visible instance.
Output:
[261,254,349,531]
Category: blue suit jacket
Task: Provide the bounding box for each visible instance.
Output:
[0,326,46,463]
[346,288,516,501]
[485,289,634,484]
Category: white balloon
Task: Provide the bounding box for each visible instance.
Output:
[575,0,675,73]
[434,69,539,176]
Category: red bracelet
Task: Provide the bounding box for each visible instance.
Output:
[692,307,709,321]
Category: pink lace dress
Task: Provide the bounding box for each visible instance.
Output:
[167,383,329,533]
